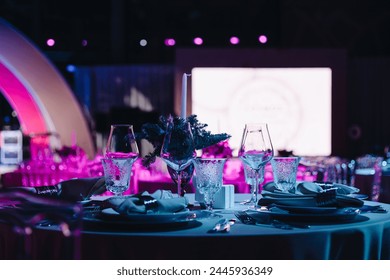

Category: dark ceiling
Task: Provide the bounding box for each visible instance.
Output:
[1,0,390,68]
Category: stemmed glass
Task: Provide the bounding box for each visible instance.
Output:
[241,163,265,205]
[102,124,139,196]
[160,118,196,196]
[239,123,274,208]
[193,158,227,211]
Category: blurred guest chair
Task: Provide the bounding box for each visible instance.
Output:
[0,188,83,259]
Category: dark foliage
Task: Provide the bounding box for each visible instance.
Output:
[136,115,230,167]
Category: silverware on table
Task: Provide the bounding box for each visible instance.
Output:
[234,210,310,230]
[208,218,235,233]
[360,205,388,213]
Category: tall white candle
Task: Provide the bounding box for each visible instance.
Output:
[181,73,188,118]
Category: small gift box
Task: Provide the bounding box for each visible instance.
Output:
[195,184,235,209]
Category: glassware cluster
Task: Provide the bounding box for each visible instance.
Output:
[10,117,390,205]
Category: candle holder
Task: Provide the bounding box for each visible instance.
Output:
[181,73,190,118]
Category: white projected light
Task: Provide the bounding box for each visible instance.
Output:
[191,67,332,156]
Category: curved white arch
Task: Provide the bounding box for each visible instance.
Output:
[0,18,95,158]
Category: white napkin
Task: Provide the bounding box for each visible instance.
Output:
[106,190,188,215]
[262,181,359,196]
[260,181,363,208]
[296,182,359,195]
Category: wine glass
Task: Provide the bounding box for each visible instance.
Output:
[103,124,139,196]
[238,123,274,208]
[160,118,196,196]
[167,164,194,195]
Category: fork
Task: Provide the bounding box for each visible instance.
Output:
[234,210,310,230]
[234,211,292,230]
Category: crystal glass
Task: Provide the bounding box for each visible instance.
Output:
[105,124,139,159]
[239,123,274,208]
[101,158,135,196]
[160,119,196,196]
[193,158,227,211]
[271,156,300,193]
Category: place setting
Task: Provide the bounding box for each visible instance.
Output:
[81,123,196,230]
[82,191,205,231]
[242,159,385,225]
[82,116,231,231]
[231,125,388,226]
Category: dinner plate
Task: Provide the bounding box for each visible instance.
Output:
[272,204,339,214]
[248,207,361,223]
[98,208,197,225]
[82,208,209,229]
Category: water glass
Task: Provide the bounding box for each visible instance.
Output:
[101,157,136,196]
[193,158,227,211]
[271,156,300,193]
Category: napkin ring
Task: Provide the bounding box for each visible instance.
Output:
[138,195,158,211]
[314,181,334,190]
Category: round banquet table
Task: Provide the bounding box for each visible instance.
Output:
[0,194,389,260]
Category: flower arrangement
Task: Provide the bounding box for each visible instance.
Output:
[137,114,231,167]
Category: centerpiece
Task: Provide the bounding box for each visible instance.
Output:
[137,114,230,196]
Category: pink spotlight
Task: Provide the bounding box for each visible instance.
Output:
[81,39,88,47]
[164,38,176,46]
[46,38,55,47]
[230,36,240,45]
[258,35,268,44]
[193,37,203,45]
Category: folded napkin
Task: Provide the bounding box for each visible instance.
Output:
[7,177,107,201]
[296,181,359,195]
[259,181,363,208]
[106,190,188,215]
[262,181,359,195]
